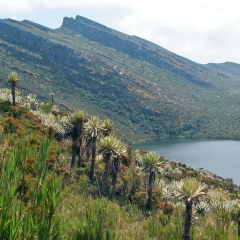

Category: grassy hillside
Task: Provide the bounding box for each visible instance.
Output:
[0,89,240,239]
[1,17,240,143]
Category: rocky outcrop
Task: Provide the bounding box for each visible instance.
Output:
[0,19,121,93]
[61,16,212,87]
[0,20,93,69]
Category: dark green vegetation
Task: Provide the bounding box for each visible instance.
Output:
[1,16,240,143]
[0,90,240,239]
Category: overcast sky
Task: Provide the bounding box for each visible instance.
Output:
[1,0,240,64]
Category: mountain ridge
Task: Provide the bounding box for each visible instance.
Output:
[1,16,240,143]
[61,16,213,87]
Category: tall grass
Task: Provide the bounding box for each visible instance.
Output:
[0,137,62,239]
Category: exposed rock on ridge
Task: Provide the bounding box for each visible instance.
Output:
[61,16,211,87]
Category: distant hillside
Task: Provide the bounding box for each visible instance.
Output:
[1,16,240,143]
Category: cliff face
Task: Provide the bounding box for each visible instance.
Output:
[61,16,212,87]
[0,19,121,95]
[0,19,93,72]
[1,16,240,142]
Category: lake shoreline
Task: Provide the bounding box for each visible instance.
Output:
[134,139,240,186]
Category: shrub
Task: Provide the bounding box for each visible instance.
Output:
[156,201,175,216]
[0,100,11,113]
[3,116,22,133]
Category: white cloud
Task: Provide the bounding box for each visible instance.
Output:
[11,16,19,21]
[1,0,240,63]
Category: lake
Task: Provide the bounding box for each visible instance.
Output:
[134,139,240,186]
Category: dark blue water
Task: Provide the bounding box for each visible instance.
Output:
[134,139,240,186]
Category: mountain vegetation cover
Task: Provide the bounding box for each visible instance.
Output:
[1,16,240,143]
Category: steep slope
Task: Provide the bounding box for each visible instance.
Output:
[0,16,240,143]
